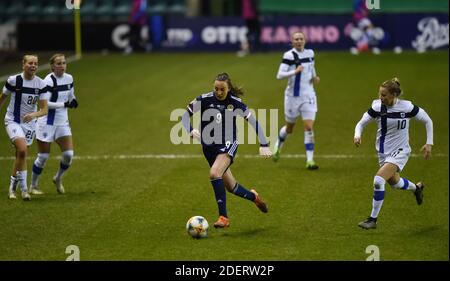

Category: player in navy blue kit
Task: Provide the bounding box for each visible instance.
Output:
[182,73,272,228]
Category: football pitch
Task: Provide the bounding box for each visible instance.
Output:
[0,50,448,261]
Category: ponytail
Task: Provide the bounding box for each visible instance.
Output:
[215,72,244,97]
[381,77,402,97]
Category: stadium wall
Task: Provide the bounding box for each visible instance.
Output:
[17,13,449,52]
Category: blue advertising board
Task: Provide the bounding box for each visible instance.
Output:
[17,14,448,52]
[161,14,449,51]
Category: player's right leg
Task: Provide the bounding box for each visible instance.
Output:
[273,122,295,162]
[274,96,300,162]
[6,122,30,200]
[208,153,232,228]
[30,139,51,195]
[12,138,31,201]
[358,163,397,229]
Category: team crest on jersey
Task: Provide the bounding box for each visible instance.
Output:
[227,104,234,111]
[400,112,406,118]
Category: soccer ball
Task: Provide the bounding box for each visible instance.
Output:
[186,216,209,239]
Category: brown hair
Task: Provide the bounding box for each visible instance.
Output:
[215,72,244,97]
[49,53,66,71]
[381,77,402,97]
[22,54,38,64]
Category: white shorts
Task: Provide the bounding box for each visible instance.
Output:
[284,95,317,123]
[5,120,36,146]
[36,122,72,142]
[378,148,410,172]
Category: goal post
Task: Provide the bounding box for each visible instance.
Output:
[74,0,82,59]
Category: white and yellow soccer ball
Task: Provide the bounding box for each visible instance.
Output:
[186,216,209,239]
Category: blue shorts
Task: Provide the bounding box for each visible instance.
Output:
[202,141,238,167]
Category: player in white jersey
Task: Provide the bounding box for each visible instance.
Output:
[354,78,433,229]
[0,55,49,200]
[30,54,79,195]
[272,31,321,169]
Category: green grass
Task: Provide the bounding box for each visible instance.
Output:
[0,50,448,260]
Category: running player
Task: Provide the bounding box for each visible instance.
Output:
[354,78,433,229]
[273,31,321,170]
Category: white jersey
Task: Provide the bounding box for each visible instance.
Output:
[355,99,434,155]
[277,48,317,98]
[2,73,49,124]
[37,73,75,126]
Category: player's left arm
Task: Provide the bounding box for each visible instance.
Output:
[413,106,433,160]
[311,65,320,84]
[65,84,78,109]
[310,51,320,84]
[239,108,272,158]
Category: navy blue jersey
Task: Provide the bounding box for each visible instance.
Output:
[186,92,250,147]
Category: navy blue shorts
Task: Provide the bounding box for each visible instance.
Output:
[202,141,238,167]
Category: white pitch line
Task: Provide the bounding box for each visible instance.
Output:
[0,55,80,83]
[0,153,447,161]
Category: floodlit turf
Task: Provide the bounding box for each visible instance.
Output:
[0,50,448,260]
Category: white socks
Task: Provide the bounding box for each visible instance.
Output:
[371,175,386,218]
[391,178,416,191]
[31,153,49,187]
[55,150,74,180]
[15,170,28,193]
[304,130,315,162]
